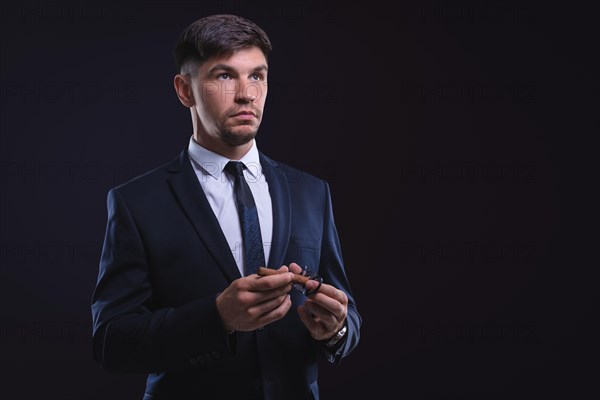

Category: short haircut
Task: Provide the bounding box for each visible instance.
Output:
[174,14,272,75]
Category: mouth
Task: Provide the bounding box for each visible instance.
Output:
[231,110,257,119]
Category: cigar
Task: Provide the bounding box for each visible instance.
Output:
[257,266,310,285]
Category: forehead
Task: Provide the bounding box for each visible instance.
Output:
[202,46,268,71]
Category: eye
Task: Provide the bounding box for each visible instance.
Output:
[249,73,264,81]
[217,73,233,80]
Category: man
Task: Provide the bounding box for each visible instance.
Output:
[91,14,361,400]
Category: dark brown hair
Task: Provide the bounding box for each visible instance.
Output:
[174,14,272,74]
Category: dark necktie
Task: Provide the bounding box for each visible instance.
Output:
[224,161,266,276]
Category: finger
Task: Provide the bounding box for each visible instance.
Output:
[248,282,293,304]
[297,305,319,331]
[303,299,332,318]
[304,291,347,318]
[256,294,292,325]
[305,294,346,318]
[306,282,347,305]
[251,271,295,291]
[229,276,292,306]
[247,293,289,319]
[298,305,332,340]
[288,262,303,274]
[307,281,348,305]
[303,300,338,327]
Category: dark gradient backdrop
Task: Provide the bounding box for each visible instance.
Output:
[1,1,598,399]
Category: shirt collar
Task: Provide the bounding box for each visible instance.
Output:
[187,136,262,180]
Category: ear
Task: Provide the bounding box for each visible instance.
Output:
[173,74,195,107]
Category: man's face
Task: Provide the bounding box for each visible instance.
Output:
[190,46,268,148]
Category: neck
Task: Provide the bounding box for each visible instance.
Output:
[192,134,253,160]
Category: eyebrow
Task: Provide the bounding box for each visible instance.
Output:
[207,64,269,75]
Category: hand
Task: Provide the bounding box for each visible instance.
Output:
[291,262,348,341]
[216,266,294,332]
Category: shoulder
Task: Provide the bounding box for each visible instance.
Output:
[260,152,328,188]
[109,151,183,198]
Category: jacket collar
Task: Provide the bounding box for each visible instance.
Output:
[259,152,291,270]
[166,149,291,281]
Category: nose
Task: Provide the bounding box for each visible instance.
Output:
[235,90,256,104]
[234,80,260,104]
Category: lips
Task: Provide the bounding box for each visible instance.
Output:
[231,110,256,117]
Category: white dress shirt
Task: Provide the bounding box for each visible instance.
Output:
[187,136,273,276]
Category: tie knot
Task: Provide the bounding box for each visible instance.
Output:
[224,161,245,177]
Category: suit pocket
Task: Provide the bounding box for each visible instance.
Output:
[286,237,320,270]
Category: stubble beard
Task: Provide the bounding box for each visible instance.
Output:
[219,127,258,147]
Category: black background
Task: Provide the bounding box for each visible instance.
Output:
[1,1,599,399]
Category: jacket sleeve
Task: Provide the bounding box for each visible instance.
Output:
[317,181,362,364]
[91,188,232,374]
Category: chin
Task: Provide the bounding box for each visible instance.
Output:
[221,128,258,147]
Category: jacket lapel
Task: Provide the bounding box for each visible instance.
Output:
[166,150,241,282]
[260,152,291,269]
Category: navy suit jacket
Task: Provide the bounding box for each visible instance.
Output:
[91,149,361,400]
